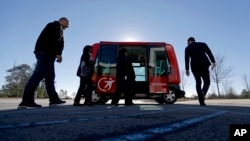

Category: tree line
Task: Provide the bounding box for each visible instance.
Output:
[1,54,250,99]
[0,63,69,99]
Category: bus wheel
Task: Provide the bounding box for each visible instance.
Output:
[98,96,110,104]
[91,90,101,103]
[90,90,110,104]
[155,97,165,104]
[164,89,177,104]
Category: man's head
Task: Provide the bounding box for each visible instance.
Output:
[59,17,69,30]
[187,37,195,45]
[84,45,93,54]
[119,48,128,57]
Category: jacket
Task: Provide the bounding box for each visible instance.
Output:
[185,42,215,71]
[34,21,64,56]
[77,46,94,77]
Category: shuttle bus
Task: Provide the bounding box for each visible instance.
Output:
[88,41,185,104]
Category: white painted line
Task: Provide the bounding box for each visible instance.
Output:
[100,111,226,141]
[0,107,190,129]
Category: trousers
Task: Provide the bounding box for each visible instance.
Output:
[22,53,60,103]
[192,67,210,104]
[74,76,93,103]
[111,79,135,104]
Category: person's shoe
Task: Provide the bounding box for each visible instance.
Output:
[125,102,134,106]
[73,102,84,106]
[111,102,119,106]
[200,102,206,106]
[18,102,42,109]
[49,99,66,107]
[84,102,94,106]
[111,104,119,106]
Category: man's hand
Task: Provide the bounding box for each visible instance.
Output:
[211,63,216,70]
[186,70,190,76]
[56,55,62,63]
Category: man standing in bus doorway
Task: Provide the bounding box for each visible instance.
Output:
[185,37,216,106]
[18,17,69,109]
[111,48,136,106]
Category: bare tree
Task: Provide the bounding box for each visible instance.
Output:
[59,89,67,98]
[71,92,76,99]
[242,74,250,91]
[210,54,233,98]
[222,83,230,95]
[222,83,236,98]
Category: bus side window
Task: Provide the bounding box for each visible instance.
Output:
[98,45,117,76]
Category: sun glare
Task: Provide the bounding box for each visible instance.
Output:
[123,37,137,42]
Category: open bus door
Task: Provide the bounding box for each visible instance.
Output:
[148,44,169,96]
[95,43,118,95]
[93,42,170,103]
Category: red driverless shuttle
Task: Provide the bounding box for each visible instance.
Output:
[89,41,185,104]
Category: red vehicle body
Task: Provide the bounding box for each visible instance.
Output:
[89,41,185,104]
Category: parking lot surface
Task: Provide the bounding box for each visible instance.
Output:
[0,99,250,141]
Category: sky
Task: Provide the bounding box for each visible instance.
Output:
[0,0,250,98]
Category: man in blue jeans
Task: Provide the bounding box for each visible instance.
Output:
[18,17,69,109]
[185,37,216,106]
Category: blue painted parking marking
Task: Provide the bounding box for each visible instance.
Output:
[100,111,226,141]
[0,107,189,129]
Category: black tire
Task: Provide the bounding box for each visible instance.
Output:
[155,97,165,104]
[90,90,110,104]
[164,89,177,104]
[91,90,100,103]
[98,96,110,104]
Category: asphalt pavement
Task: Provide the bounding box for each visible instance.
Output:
[0,98,250,141]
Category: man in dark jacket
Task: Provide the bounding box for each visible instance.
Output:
[111,48,135,106]
[18,17,69,109]
[185,37,216,106]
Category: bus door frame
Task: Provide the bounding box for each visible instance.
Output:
[147,43,169,94]
[95,43,119,94]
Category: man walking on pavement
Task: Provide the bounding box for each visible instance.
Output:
[185,37,216,106]
[18,17,69,109]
